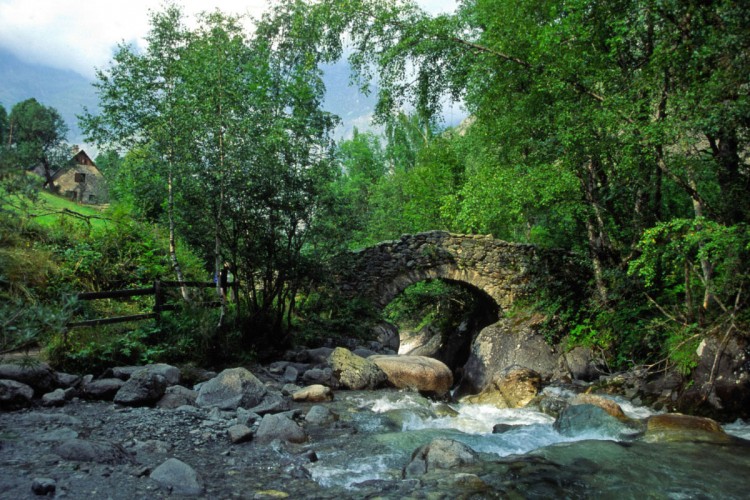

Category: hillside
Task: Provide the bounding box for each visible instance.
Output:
[0,49,99,145]
[0,49,379,143]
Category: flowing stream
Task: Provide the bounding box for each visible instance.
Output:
[301,388,750,497]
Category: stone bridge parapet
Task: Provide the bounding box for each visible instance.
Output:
[334,231,589,310]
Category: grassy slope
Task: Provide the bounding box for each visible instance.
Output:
[4,190,110,231]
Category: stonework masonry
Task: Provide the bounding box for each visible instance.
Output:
[334,231,590,311]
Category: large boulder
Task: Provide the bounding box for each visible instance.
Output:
[329,347,387,390]
[455,314,559,398]
[642,413,730,444]
[557,346,604,381]
[676,335,750,421]
[368,355,453,397]
[0,363,58,395]
[82,378,125,400]
[553,404,636,439]
[114,364,178,406]
[305,405,338,425]
[403,438,478,478]
[156,385,198,409]
[571,393,629,421]
[54,439,132,464]
[150,458,203,496]
[302,367,336,386]
[373,322,400,351]
[460,366,541,408]
[195,368,267,410]
[255,413,307,444]
[0,379,34,410]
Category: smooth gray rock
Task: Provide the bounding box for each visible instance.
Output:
[0,379,34,409]
[114,368,169,407]
[247,391,290,415]
[302,367,335,386]
[31,477,56,495]
[553,404,633,438]
[403,438,478,478]
[82,378,125,400]
[227,424,253,444]
[139,363,181,385]
[373,322,400,351]
[281,383,302,396]
[558,346,603,381]
[150,458,203,496]
[55,372,81,388]
[54,439,132,464]
[305,405,337,425]
[236,407,261,426]
[196,368,267,410]
[156,385,198,409]
[283,365,299,383]
[41,388,67,407]
[108,366,141,380]
[255,413,307,444]
[0,363,57,395]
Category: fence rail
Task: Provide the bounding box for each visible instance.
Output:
[65,280,221,330]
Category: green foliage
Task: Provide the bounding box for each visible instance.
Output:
[0,298,73,355]
[47,325,167,375]
[7,98,69,190]
[82,4,341,346]
[385,279,498,336]
[295,292,381,347]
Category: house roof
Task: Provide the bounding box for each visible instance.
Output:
[50,149,103,181]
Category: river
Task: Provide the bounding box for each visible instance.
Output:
[301,387,750,498]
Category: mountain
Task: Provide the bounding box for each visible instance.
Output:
[0,49,461,147]
[0,49,99,146]
[321,60,380,138]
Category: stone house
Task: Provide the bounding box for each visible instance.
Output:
[51,149,108,204]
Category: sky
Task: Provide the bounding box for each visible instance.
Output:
[0,0,457,80]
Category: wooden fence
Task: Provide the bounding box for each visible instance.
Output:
[66,280,220,329]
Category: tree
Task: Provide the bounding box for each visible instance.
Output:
[333,128,387,247]
[292,0,749,371]
[0,104,8,146]
[83,2,340,348]
[7,98,68,191]
[81,3,192,293]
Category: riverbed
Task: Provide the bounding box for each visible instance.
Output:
[2,386,748,498]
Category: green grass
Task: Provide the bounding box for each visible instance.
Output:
[4,189,110,231]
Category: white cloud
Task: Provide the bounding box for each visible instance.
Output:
[0,0,268,78]
[0,0,457,79]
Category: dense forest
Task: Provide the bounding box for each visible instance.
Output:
[1,0,748,383]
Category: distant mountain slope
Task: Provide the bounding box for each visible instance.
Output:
[1,49,461,147]
[0,49,375,144]
[0,49,99,145]
[321,60,379,138]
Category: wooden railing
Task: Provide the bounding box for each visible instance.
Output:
[66,280,219,329]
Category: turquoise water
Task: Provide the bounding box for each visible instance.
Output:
[304,389,750,496]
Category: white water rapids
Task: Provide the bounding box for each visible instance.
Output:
[305,388,750,490]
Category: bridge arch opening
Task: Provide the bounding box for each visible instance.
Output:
[383,278,500,376]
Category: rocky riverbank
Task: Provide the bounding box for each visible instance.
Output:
[2,348,750,498]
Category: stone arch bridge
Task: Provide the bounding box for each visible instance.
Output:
[334,231,589,311]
